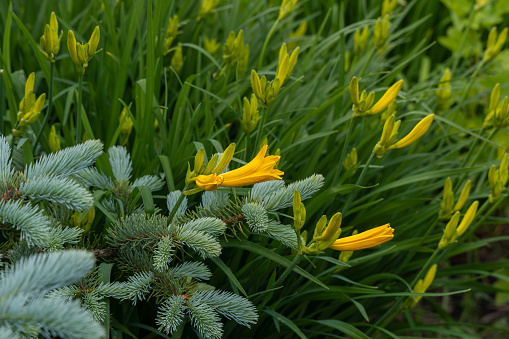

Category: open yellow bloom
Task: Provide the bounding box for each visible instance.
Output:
[329,224,394,251]
[195,145,283,191]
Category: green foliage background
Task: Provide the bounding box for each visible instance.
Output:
[0,0,509,338]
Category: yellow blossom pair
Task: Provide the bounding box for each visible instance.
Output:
[349,76,403,117]
[251,43,299,107]
[189,144,283,193]
[39,12,62,63]
[439,178,471,220]
[488,153,508,203]
[373,114,435,158]
[13,73,46,137]
[439,201,479,249]
[67,26,101,75]
[403,264,437,308]
[483,26,508,63]
[484,83,509,129]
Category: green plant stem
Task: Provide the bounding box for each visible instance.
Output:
[168,189,186,224]
[0,70,5,135]
[458,60,483,109]
[372,248,442,335]
[252,106,269,158]
[332,115,355,186]
[343,152,375,215]
[451,7,476,74]
[257,19,280,70]
[395,218,440,276]
[359,48,375,78]
[34,62,54,150]
[454,128,495,191]
[75,75,83,145]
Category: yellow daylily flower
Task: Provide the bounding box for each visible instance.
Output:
[329,224,394,251]
[195,145,283,191]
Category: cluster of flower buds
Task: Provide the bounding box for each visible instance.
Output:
[13,73,46,137]
[185,143,236,187]
[483,26,507,63]
[198,0,220,20]
[223,30,249,74]
[373,114,434,158]
[436,68,452,111]
[251,43,299,108]
[343,148,359,177]
[171,43,184,73]
[439,201,479,249]
[39,12,62,63]
[354,26,369,57]
[204,37,221,55]
[162,15,179,56]
[70,206,96,233]
[484,83,509,129]
[241,94,260,134]
[279,0,298,20]
[382,0,398,17]
[439,178,471,221]
[374,14,390,53]
[488,153,508,203]
[403,264,437,309]
[349,76,403,117]
[48,125,60,152]
[67,26,101,75]
[305,213,343,254]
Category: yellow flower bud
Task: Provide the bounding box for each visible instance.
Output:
[374,15,390,53]
[403,264,437,308]
[48,125,60,153]
[456,201,479,236]
[453,180,471,212]
[289,21,307,50]
[67,30,80,65]
[204,37,220,55]
[354,26,369,56]
[163,15,179,56]
[279,0,298,20]
[213,143,236,175]
[313,215,328,241]
[241,94,260,134]
[388,114,434,149]
[436,68,452,111]
[382,0,398,16]
[170,43,184,73]
[343,147,359,176]
[368,80,404,115]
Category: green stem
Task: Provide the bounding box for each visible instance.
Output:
[168,189,187,224]
[409,248,441,287]
[76,75,83,144]
[359,48,375,78]
[394,218,439,276]
[458,60,483,109]
[252,106,269,158]
[454,127,495,191]
[34,62,54,150]
[343,152,375,215]
[451,7,476,74]
[257,19,280,70]
[332,115,355,186]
